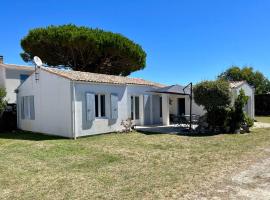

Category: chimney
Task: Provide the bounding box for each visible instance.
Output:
[0,55,3,64]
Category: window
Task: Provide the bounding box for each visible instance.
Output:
[20,74,29,84]
[21,96,35,120]
[130,95,140,120]
[95,94,106,118]
[160,96,162,117]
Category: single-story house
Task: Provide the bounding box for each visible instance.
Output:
[16,67,254,138]
[0,56,34,104]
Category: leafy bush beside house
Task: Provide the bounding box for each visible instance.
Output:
[194,81,253,133]
[228,89,249,132]
[0,87,7,115]
[193,80,231,131]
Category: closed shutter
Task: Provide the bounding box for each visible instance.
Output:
[86,93,95,121]
[29,96,35,120]
[24,96,29,119]
[111,94,118,119]
[21,97,25,119]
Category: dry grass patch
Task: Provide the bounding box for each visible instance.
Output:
[0,129,270,199]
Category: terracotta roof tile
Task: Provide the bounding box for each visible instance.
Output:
[229,81,246,88]
[42,67,165,88]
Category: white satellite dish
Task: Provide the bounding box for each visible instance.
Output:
[33,56,43,67]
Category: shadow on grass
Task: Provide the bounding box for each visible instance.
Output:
[136,129,227,137]
[0,130,66,141]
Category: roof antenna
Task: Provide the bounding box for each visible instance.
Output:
[33,56,42,81]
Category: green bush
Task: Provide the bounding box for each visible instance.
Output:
[194,80,231,131]
[244,114,254,127]
[0,87,7,114]
[229,89,249,132]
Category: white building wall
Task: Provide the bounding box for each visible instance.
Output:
[17,69,73,137]
[126,85,161,125]
[74,82,128,137]
[0,67,5,89]
[234,83,255,118]
[1,68,33,104]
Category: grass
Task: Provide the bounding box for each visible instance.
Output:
[256,115,270,123]
[0,129,270,199]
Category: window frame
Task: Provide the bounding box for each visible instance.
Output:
[94,94,107,118]
[21,96,35,120]
[130,95,140,120]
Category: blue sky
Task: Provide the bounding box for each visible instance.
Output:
[1,0,270,85]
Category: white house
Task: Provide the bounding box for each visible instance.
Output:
[16,67,255,138]
[0,56,34,104]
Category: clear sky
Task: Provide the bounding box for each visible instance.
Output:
[1,0,270,85]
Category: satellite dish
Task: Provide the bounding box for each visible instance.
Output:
[33,56,43,67]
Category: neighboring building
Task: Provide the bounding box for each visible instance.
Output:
[16,67,255,138]
[230,81,255,119]
[0,56,34,104]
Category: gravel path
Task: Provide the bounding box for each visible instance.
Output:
[253,122,270,129]
[211,149,270,200]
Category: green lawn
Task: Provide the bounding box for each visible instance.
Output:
[255,116,270,123]
[0,129,270,199]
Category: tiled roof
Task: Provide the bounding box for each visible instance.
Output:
[42,67,165,88]
[229,81,246,89]
[0,63,34,71]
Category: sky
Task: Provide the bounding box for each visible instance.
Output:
[1,0,270,85]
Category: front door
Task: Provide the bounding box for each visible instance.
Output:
[178,98,185,116]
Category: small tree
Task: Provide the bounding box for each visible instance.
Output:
[229,89,249,132]
[0,87,7,114]
[194,80,231,131]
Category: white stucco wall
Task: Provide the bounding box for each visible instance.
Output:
[1,68,33,104]
[233,83,255,118]
[74,82,128,137]
[17,69,73,138]
[0,67,5,89]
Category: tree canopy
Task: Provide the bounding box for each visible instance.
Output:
[194,80,231,111]
[218,66,270,94]
[20,24,147,76]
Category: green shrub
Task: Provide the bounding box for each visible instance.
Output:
[229,89,249,132]
[194,80,231,131]
[0,87,7,114]
[244,114,254,127]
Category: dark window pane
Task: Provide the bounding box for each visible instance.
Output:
[100,95,106,117]
[95,95,99,117]
[131,96,134,120]
[135,96,140,120]
[160,97,162,117]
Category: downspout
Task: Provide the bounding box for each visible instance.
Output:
[71,81,76,139]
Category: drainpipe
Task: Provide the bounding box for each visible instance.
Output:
[71,81,76,139]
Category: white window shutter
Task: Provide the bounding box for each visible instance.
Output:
[29,96,35,120]
[21,97,25,119]
[111,94,118,119]
[86,93,95,121]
